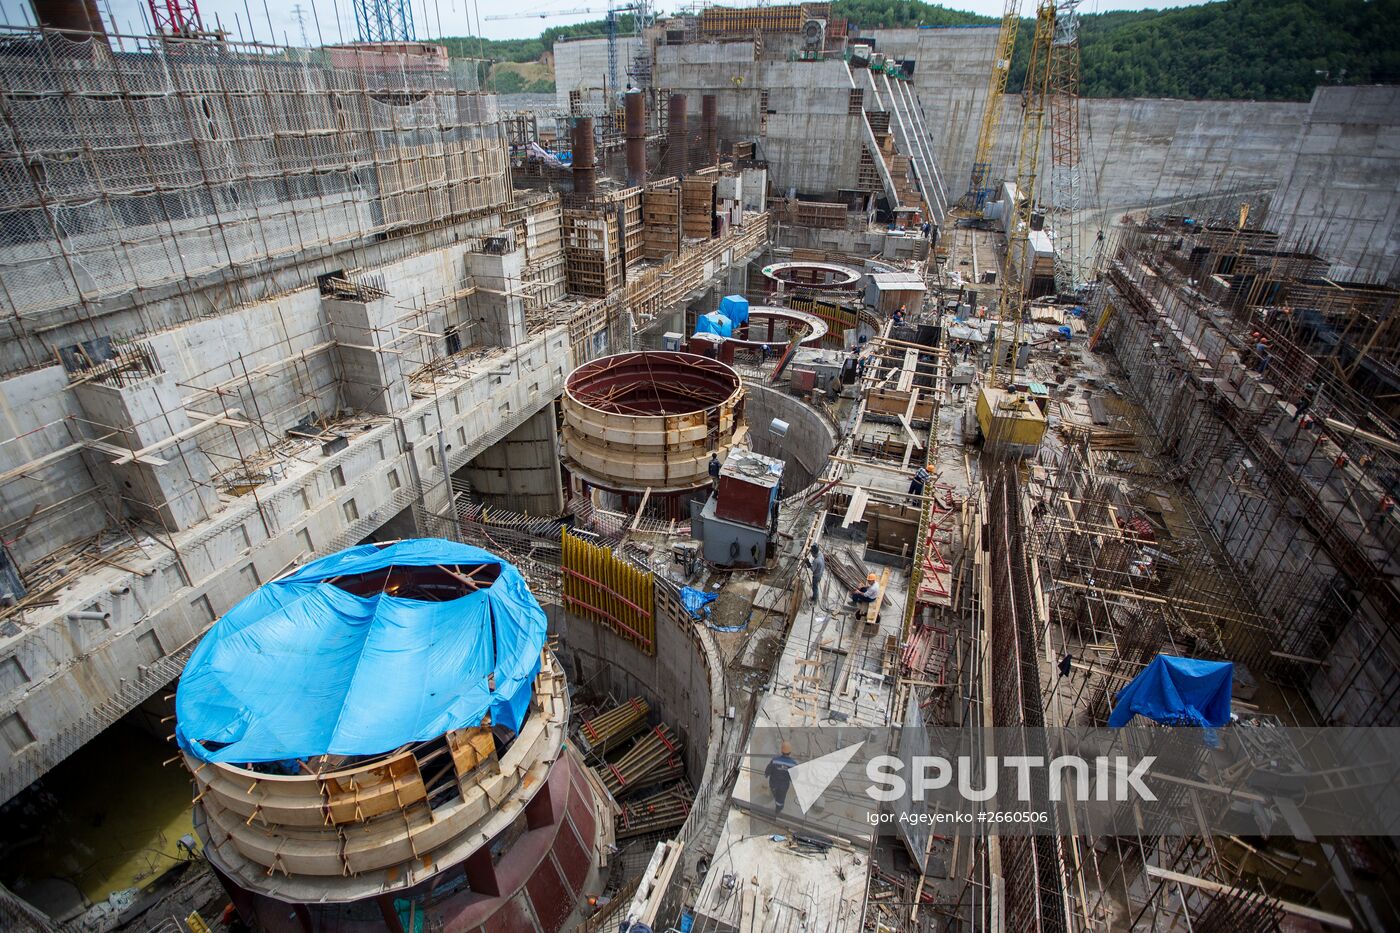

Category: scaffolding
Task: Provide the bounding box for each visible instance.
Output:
[1101,221,1400,726]
[0,27,508,369]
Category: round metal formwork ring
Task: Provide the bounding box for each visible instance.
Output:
[760,260,864,291]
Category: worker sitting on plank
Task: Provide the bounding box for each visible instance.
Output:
[850,572,880,604]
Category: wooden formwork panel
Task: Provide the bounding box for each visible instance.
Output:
[564,209,621,297]
[681,175,716,240]
[643,187,681,259]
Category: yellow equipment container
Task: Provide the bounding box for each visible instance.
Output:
[976,385,1049,453]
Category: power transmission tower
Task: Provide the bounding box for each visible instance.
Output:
[353,0,415,43]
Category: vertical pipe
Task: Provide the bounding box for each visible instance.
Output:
[571,117,596,198]
[665,93,687,179]
[701,94,718,166]
[624,89,646,187]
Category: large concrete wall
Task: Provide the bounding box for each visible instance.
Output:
[1270,86,1400,283]
[656,45,868,196]
[889,27,1400,281]
[554,35,642,111]
[0,239,485,572]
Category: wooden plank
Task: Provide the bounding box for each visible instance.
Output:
[864,567,891,634]
[842,486,869,528]
[1143,866,1351,929]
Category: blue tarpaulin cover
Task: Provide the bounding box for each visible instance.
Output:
[175,539,547,763]
[1108,654,1233,728]
[720,295,750,327]
[694,311,733,338]
[680,586,718,619]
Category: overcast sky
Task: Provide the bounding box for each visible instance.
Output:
[1,0,1207,47]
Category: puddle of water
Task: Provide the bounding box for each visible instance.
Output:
[0,721,195,918]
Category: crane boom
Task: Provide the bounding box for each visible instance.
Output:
[148,0,203,35]
[1047,0,1084,293]
[965,0,1022,211]
[989,0,1056,388]
[483,7,601,20]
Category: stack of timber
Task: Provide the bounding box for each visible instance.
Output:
[770,199,848,230]
[616,782,693,839]
[577,697,650,758]
[1059,420,1138,451]
[596,724,684,799]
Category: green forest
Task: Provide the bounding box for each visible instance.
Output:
[445,0,1398,101]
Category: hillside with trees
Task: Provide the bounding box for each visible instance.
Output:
[444,0,1399,102]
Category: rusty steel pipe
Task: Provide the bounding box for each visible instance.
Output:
[624,89,646,186]
[701,94,718,166]
[665,93,687,179]
[571,116,596,198]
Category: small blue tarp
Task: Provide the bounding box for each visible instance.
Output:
[680,586,718,619]
[694,311,733,338]
[175,539,547,763]
[720,295,750,328]
[1109,654,1233,728]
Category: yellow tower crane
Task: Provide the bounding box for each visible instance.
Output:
[1047,0,1085,294]
[977,0,1057,455]
[963,0,1023,212]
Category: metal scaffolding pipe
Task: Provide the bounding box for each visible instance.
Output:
[665,93,687,178]
[701,94,718,166]
[572,117,596,197]
[625,89,647,186]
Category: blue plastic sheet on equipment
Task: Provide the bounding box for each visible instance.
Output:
[694,311,733,338]
[175,539,547,763]
[1057,325,1073,339]
[720,295,750,327]
[681,586,718,619]
[1109,654,1233,728]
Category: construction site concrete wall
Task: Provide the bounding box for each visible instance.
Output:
[0,236,498,572]
[804,28,1400,281]
[0,330,568,803]
[1270,85,1400,283]
[553,35,642,112]
[656,47,868,196]
[1106,271,1398,726]
[548,600,717,787]
[459,406,566,514]
[743,384,838,493]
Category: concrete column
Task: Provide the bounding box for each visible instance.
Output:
[72,371,220,532]
[457,407,564,515]
[324,295,411,415]
[465,246,527,349]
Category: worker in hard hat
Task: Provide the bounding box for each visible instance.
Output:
[850,572,880,604]
[764,740,799,813]
[909,464,930,497]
